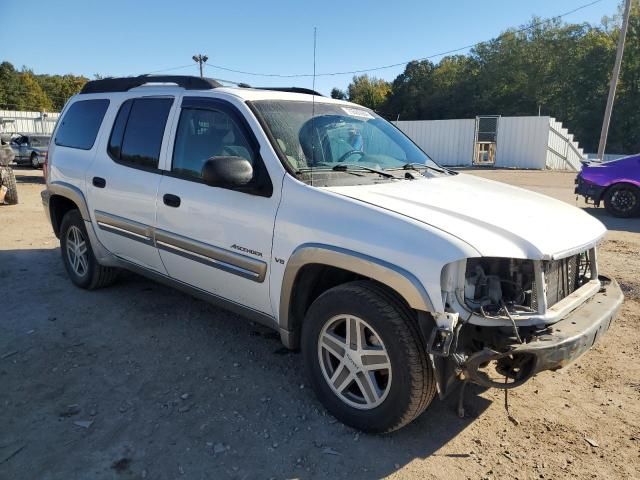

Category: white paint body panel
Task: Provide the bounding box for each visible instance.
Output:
[85,93,174,273]
[155,93,283,315]
[269,176,477,315]
[322,173,606,261]
[50,84,605,329]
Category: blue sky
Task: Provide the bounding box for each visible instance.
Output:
[2,0,620,95]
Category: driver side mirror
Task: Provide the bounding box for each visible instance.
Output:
[201,156,253,188]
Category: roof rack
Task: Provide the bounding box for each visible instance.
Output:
[254,87,324,96]
[80,75,222,94]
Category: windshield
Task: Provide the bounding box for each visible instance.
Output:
[250,100,440,176]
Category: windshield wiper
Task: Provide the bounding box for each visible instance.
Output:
[401,162,447,173]
[331,164,400,179]
[384,162,449,174]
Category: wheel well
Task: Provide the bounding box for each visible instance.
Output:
[604,182,639,195]
[286,264,416,349]
[49,195,79,238]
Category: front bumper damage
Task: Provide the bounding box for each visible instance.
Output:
[427,275,623,396]
[461,276,623,389]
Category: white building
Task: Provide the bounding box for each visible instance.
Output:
[394,115,585,171]
[0,110,60,136]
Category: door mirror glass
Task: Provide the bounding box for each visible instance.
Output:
[202,156,253,188]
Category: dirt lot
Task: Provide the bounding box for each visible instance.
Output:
[1,168,639,480]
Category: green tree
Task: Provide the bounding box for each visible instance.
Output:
[377,10,639,153]
[37,74,88,110]
[346,75,391,110]
[607,2,640,153]
[0,61,21,109]
[0,61,89,112]
[17,71,54,111]
[330,87,347,100]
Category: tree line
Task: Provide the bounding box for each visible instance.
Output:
[1,6,638,154]
[0,62,89,112]
[332,7,640,154]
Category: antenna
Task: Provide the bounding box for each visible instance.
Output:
[310,27,318,186]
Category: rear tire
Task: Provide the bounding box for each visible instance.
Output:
[30,153,40,169]
[604,183,640,218]
[0,166,18,205]
[60,210,119,289]
[302,281,436,433]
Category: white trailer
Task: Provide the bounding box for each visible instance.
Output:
[395,116,585,171]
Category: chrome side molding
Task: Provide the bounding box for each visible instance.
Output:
[94,211,267,283]
[155,229,266,282]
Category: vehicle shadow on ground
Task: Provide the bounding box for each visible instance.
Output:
[583,207,640,234]
[0,247,492,479]
[11,165,44,185]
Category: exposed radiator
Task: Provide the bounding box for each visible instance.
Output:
[544,255,580,307]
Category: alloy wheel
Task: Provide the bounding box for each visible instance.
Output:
[317,314,392,409]
[611,188,637,214]
[66,225,89,277]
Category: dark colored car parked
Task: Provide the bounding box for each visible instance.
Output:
[575,154,640,218]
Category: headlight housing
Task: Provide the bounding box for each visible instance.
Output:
[460,251,595,318]
[464,258,537,314]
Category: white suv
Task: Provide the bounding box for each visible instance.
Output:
[42,75,623,433]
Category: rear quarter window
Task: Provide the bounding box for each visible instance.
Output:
[55,99,110,150]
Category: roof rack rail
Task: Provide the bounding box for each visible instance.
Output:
[254,87,324,96]
[80,75,222,94]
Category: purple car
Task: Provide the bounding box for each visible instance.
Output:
[575,154,640,218]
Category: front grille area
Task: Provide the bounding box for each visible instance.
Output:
[544,255,580,306]
[462,250,595,315]
[541,251,594,308]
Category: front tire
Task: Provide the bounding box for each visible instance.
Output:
[302,281,436,433]
[60,210,119,289]
[604,183,640,218]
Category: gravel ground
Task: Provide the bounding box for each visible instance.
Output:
[1,167,639,480]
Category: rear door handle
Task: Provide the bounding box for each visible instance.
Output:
[163,193,181,208]
[92,177,106,188]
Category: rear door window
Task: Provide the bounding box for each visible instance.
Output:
[108,97,173,170]
[55,99,110,150]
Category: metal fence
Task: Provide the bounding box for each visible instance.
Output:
[0,110,60,135]
[395,116,585,170]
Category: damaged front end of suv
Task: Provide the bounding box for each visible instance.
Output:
[431,248,623,396]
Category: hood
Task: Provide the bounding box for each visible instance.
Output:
[324,173,606,260]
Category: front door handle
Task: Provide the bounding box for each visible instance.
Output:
[92,177,106,188]
[163,193,181,208]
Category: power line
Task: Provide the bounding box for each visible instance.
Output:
[202,0,604,78]
[144,63,197,74]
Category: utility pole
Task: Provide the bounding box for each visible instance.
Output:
[597,0,632,160]
[192,54,208,78]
